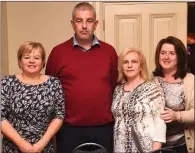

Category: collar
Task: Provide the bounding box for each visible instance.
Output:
[73,34,99,51]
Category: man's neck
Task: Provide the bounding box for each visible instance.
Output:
[75,35,94,50]
[78,39,93,50]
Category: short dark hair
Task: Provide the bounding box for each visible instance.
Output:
[153,36,188,79]
[72,2,96,19]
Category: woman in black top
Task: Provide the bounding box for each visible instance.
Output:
[1,41,65,153]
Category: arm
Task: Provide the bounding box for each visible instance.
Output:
[180,80,194,123]
[2,120,34,152]
[160,76,194,124]
[1,78,34,152]
[152,141,162,151]
[180,108,194,123]
[33,119,63,152]
[45,48,59,77]
[150,84,166,150]
[110,48,118,92]
[33,79,65,152]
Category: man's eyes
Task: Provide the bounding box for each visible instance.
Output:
[75,20,82,22]
[75,19,94,23]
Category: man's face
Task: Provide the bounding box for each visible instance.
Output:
[71,9,98,41]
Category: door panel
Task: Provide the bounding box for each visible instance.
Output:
[95,2,187,74]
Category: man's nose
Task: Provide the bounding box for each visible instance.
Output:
[82,21,87,29]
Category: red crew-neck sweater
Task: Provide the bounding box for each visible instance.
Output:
[45,38,118,126]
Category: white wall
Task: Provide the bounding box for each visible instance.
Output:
[5,2,78,75]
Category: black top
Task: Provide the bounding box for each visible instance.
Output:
[1,75,65,153]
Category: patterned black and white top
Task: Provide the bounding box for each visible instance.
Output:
[112,81,166,153]
[1,75,65,153]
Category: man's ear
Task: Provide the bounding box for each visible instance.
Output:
[95,20,99,29]
[71,20,75,29]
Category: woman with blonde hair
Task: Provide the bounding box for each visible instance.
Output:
[1,41,65,153]
[112,48,166,152]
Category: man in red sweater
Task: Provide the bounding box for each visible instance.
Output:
[45,2,118,153]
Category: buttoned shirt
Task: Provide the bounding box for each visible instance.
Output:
[73,34,100,52]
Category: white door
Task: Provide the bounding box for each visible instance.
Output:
[93,2,187,74]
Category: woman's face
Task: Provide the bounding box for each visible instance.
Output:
[122,52,141,80]
[159,43,178,72]
[19,48,44,75]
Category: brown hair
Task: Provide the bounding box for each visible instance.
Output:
[153,36,188,79]
[118,48,149,84]
[17,41,46,68]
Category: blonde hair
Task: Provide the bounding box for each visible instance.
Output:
[117,48,149,84]
[17,41,46,68]
[72,2,96,19]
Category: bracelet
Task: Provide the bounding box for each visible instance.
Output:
[178,111,182,123]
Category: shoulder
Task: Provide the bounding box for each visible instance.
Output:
[184,73,194,81]
[99,40,114,49]
[114,84,123,92]
[142,81,160,91]
[183,73,194,88]
[98,40,117,53]
[47,75,60,82]
[49,38,73,55]
[1,75,17,92]
[1,75,16,84]
[151,76,161,86]
[47,75,62,87]
[152,76,159,82]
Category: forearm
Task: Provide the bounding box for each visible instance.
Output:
[179,109,194,123]
[37,119,63,146]
[152,141,162,151]
[1,120,26,146]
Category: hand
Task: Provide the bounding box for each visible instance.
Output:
[17,139,34,153]
[160,107,179,123]
[33,140,46,153]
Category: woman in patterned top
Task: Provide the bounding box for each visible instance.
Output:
[153,36,194,153]
[112,48,166,153]
[1,41,65,153]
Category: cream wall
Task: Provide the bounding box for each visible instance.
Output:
[1,2,9,77]
[4,2,78,75]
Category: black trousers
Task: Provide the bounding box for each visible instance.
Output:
[171,144,188,153]
[56,122,113,153]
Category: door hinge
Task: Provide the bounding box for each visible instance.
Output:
[103,20,105,31]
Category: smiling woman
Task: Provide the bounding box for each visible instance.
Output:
[16,41,46,84]
[1,41,65,153]
[153,36,194,153]
[112,48,166,153]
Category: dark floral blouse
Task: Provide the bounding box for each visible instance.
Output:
[1,75,65,153]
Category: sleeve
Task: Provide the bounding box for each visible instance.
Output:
[180,76,194,123]
[110,47,119,93]
[112,85,119,102]
[45,48,60,77]
[52,78,65,120]
[150,84,166,143]
[1,78,10,121]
